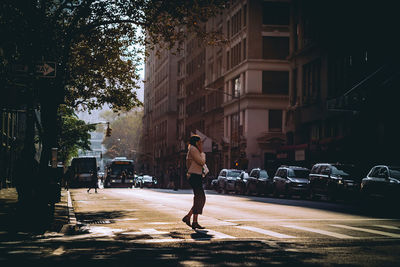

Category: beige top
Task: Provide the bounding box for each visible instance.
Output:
[186,145,206,175]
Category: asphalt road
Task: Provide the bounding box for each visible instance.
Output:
[2,187,400,266]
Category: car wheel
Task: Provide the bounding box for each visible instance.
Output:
[310,188,319,200]
[273,185,279,198]
[216,184,222,193]
[223,185,228,194]
[245,186,251,196]
[284,186,291,199]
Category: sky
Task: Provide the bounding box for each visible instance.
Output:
[78,75,144,123]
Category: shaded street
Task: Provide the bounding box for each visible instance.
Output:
[2,187,399,266]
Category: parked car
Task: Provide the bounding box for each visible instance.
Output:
[217,169,243,194]
[245,168,272,196]
[272,166,310,198]
[141,175,157,188]
[134,174,143,188]
[360,165,400,200]
[309,163,360,201]
[211,179,219,191]
[235,171,249,195]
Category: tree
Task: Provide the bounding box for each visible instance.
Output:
[1,0,228,204]
[58,105,96,165]
[101,108,143,160]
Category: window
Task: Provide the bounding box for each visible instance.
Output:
[226,51,230,69]
[262,71,289,94]
[303,59,321,104]
[262,37,289,60]
[243,38,247,60]
[231,113,239,145]
[260,170,269,179]
[232,76,241,97]
[243,4,247,27]
[269,110,282,132]
[263,2,289,25]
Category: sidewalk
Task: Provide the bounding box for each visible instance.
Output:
[0,187,70,238]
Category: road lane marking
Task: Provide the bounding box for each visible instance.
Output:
[226,218,398,222]
[196,229,236,239]
[122,229,169,235]
[143,238,185,243]
[282,225,357,239]
[330,224,400,238]
[52,246,65,255]
[113,218,138,221]
[236,226,295,239]
[146,222,174,225]
[374,225,400,230]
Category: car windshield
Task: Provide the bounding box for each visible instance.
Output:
[259,170,269,178]
[110,165,134,175]
[289,169,309,178]
[331,165,354,177]
[389,167,400,179]
[142,176,153,181]
[227,171,241,177]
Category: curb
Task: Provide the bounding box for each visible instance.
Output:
[60,190,77,234]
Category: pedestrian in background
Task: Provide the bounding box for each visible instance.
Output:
[182,135,206,229]
[87,170,98,193]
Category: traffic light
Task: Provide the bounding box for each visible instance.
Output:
[106,126,112,137]
[235,161,239,168]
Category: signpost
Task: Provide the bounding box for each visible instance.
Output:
[12,62,57,78]
[35,62,56,78]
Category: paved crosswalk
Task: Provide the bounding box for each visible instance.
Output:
[73,222,400,244]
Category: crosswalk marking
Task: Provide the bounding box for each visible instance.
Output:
[374,225,400,230]
[226,218,398,222]
[282,225,357,239]
[146,222,174,225]
[122,228,169,235]
[236,226,295,239]
[196,229,236,239]
[143,238,185,243]
[330,224,400,238]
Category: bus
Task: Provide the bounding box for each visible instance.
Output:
[104,157,135,188]
[69,157,98,188]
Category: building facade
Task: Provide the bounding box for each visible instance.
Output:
[142,0,400,182]
[142,46,179,187]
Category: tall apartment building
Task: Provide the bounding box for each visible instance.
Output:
[142,46,179,187]
[282,0,400,169]
[217,0,291,172]
[143,0,293,179]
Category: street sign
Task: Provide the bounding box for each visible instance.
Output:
[35,62,56,78]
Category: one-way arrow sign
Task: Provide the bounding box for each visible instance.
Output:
[35,62,56,78]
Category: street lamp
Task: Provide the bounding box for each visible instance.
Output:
[205,87,241,168]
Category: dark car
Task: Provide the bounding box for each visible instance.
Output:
[309,163,360,201]
[360,165,400,200]
[244,168,272,196]
[234,171,249,195]
[211,179,219,191]
[272,166,310,198]
[217,169,243,194]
